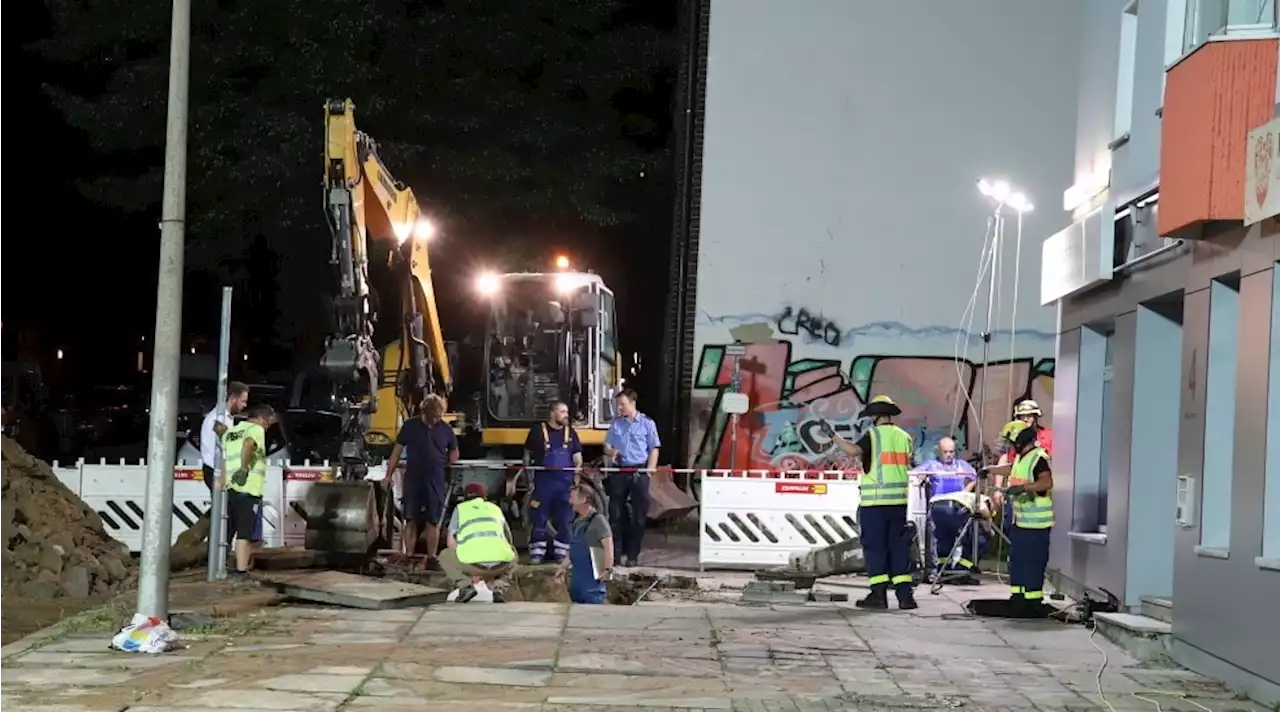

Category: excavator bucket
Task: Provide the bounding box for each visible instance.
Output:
[646,467,698,521]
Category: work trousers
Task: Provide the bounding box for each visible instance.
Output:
[931,502,986,570]
[860,504,913,591]
[1009,526,1051,600]
[528,473,573,562]
[605,472,651,561]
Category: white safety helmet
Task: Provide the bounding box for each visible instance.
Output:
[1013,399,1043,417]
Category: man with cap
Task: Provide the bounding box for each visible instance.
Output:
[1001,420,1055,611]
[441,482,517,603]
[825,395,917,610]
[1012,399,1052,454]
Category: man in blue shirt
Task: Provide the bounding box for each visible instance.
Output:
[916,436,984,583]
[523,401,583,564]
[602,388,660,567]
[386,394,459,567]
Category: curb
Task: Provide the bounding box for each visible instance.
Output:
[1,589,284,661]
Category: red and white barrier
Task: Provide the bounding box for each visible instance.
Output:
[53,458,927,568]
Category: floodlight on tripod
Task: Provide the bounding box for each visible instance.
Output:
[925,177,1032,594]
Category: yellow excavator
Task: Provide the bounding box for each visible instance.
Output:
[299,99,624,556]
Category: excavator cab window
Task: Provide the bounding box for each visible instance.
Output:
[485,279,564,424]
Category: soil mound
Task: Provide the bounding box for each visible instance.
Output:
[2,437,136,599]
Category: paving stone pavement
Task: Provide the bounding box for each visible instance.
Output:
[0,580,1268,712]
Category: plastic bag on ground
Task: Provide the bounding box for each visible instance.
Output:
[111,613,180,654]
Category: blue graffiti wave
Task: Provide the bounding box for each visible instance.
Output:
[698,313,1056,348]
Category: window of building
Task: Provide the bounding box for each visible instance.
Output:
[1263,266,1280,561]
[1098,329,1116,531]
[1183,0,1278,56]
[1073,326,1111,535]
[1200,274,1241,552]
[1113,209,1135,269]
[1115,2,1140,142]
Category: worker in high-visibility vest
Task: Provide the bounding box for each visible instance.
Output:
[1001,420,1055,609]
[441,482,517,603]
[826,395,917,610]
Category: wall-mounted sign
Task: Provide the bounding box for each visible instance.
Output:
[1245,117,1280,226]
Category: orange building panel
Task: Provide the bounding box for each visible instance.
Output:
[1158,38,1278,237]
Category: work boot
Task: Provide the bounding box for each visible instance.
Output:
[896,585,918,611]
[855,586,889,610]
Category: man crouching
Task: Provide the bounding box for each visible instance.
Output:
[440,483,516,603]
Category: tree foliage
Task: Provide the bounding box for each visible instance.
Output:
[36,0,677,284]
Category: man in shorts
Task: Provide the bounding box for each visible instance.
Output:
[385,394,459,567]
[220,404,275,581]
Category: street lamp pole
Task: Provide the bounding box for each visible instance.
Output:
[136,0,192,620]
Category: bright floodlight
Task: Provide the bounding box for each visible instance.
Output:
[555,273,586,294]
[978,178,1031,212]
[554,255,571,270]
[413,218,436,240]
[1007,192,1034,214]
[476,272,500,296]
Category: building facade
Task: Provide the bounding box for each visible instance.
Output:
[1039,0,1279,700]
[672,0,1083,471]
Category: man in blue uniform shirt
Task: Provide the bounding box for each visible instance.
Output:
[524,401,583,564]
[602,388,660,567]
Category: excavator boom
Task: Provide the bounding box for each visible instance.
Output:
[321,98,451,480]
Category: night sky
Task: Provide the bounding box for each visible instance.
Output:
[8,0,680,407]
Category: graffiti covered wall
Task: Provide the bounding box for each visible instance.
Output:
[689,1,1082,468]
[690,318,1055,470]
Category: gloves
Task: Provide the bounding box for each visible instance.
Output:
[1005,484,1025,497]
[231,468,250,487]
[817,420,836,438]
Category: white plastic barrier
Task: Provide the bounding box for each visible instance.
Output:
[56,459,393,553]
[697,470,931,569]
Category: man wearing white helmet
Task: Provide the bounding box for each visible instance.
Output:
[1012,399,1052,455]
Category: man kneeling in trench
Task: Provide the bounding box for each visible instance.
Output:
[441,483,516,603]
[554,482,614,604]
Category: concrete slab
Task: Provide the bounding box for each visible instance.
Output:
[258,673,368,694]
[432,666,552,687]
[171,688,342,710]
[8,651,189,669]
[1095,611,1173,634]
[257,571,448,610]
[30,639,113,654]
[1,667,136,687]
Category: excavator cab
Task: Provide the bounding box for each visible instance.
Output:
[474,269,619,449]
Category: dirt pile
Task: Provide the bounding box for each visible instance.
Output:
[1,437,136,599]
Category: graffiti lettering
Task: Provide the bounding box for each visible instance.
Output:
[776,307,842,347]
[689,340,1055,471]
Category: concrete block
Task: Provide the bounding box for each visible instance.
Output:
[1139,595,1174,624]
[1094,612,1173,664]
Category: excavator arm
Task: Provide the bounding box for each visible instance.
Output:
[321,98,452,478]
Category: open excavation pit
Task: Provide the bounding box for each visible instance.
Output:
[375,561,701,605]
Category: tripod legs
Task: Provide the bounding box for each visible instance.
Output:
[929,515,984,594]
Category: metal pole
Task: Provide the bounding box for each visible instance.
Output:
[136,0,191,620]
[728,347,743,471]
[972,206,1003,572]
[206,287,233,582]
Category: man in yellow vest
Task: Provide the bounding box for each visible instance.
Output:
[220,404,275,581]
[827,395,917,610]
[441,483,517,603]
[1002,420,1055,611]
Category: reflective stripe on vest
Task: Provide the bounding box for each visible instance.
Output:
[455,499,515,564]
[1009,447,1054,529]
[862,424,912,507]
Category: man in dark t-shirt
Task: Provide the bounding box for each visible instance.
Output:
[386,394,459,564]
